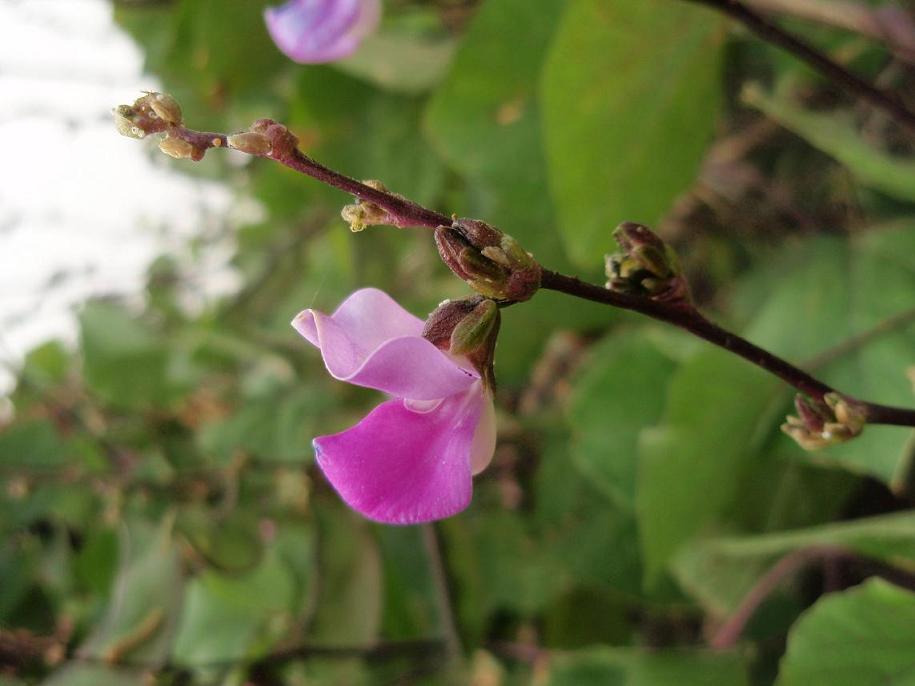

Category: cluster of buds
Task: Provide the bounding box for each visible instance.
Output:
[113,92,212,161]
[435,218,541,303]
[341,180,404,232]
[423,296,501,389]
[782,392,867,450]
[605,222,689,306]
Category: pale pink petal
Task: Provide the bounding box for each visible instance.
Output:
[470,391,497,475]
[264,0,381,64]
[292,289,476,400]
[313,385,486,524]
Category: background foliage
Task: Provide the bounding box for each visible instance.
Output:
[3,0,915,684]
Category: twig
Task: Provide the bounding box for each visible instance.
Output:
[538,269,915,427]
[742,0,915,62]
[681,0,915,133]
[141,117,915,429]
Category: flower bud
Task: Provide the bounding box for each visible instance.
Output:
[250,118,300,159]
[605,222,689,305]
[146,92,182,126]
[781,392,866,450]
[227,131,273,156]
[436,219,541,302]
[158,135,195,160]
[112,92,181,140]
[423,296,501,389]
[340,180,400,232]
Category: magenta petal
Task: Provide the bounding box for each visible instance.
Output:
[314,387,486,524]
[264,0,381,64]
[292,289,476,400]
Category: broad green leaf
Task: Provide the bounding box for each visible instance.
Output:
[541,0,723,267]
[569,329,676,508]
[777,579,915,686]
[171,550,295,668]
[424,0,566,258]
[337,32,456,94]
[546,648,747,686]
[79,521,183,666]
[79,302,186,409]
[309,507,382,643]
[41,666,143,686]
[744,84,915,202]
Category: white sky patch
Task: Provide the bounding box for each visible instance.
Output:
[0,0,239,395]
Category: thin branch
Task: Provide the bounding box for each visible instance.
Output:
[144,118,915,429]
[538,269,915,428]
[681,0,915,133]
[742,0,915,62]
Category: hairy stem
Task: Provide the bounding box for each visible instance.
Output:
[682,0,915,132]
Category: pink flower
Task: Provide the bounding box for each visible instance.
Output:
[292,289,497,524]
[264,0,381,64]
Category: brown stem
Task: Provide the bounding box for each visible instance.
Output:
[682,0,915,133]
[539,269,915,428]
[164,122,915,429]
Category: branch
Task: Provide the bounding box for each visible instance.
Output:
[680,0,915,133]
[538,269,915,428]
[112,97,915,431]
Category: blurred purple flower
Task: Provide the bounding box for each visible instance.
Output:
[293,289,497,524]
[264,0,381,64]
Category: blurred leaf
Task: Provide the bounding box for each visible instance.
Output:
[171,549,294,667]
[674,510,915,617]
[337,32,456,94]
[569,329,676,509]
[177,508,264,573]
[744,85,915,202]
[21,341,69,387]
[638,351,772,582]
[309,507,382,643]
[541,0,723,267]
[425,0,566,258]
[0,420,68,469]
[74,528,119,597]
[79,521,183,666]
[79,302,186,409]
[545,648,747,685]
[777,579,915,686]
[41,665,143,686]
[377,526,438,639]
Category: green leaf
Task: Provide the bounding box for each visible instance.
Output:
[336,32,456,94]
[541,0,723,267]
[546,648,747,686]
[309,507,382,643]
[41,665,143,686]
[0,420,69,469]
[777,579,915,686]
[744,85,915,202]
[79,302,185,409]
[425,0,566,258]
[171,550,295,668]
[569,329,676,508]
[79,521,183,666]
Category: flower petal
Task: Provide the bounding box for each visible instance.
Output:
[264,0,381,64]
[292,288,476,400]
[313,385,486,524]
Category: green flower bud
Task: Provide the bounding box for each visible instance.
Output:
[605,222,689,305]
[423,296,501,389]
